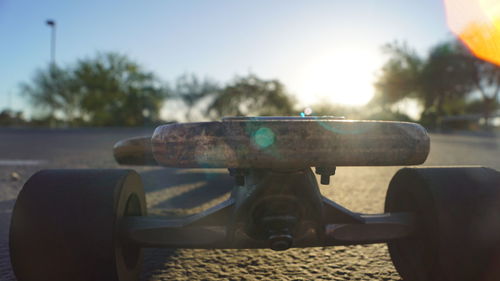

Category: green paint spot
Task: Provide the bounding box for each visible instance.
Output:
[254,127,275,148]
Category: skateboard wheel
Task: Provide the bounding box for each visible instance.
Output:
[385,167,500,281]
[9,169,147,281]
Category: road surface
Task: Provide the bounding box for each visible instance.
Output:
[0,128,499,281]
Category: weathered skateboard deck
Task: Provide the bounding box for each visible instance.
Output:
[134,116,429,169]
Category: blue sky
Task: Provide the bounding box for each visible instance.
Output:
[0,0,452,118]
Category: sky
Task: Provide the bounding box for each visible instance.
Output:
[0,0,452,119]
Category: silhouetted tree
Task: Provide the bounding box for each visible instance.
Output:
[75,53,168,126]
[21,64,81,123]
[465,52,500,127]
[373,41,476,126]
[174,73,219,121]
[419,42,475,117]
[207,74,296,118]
[0,110,26,126]
[373,42,422,108]
[21,52,168,126]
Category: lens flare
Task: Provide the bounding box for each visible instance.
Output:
[444,0,500,65]
[253,127,275,148]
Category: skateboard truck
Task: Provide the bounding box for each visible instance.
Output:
[121,167,416,251]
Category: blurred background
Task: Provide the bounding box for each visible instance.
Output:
[0,0,499,132]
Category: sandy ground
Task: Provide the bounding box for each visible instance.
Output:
[0,128,499,281]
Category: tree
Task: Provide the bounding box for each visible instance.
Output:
[373,41,476,126]
[0,109,26,126]
[21,52,168,126]
[466,53,500,127]
[21,64,82,123]
[373,42,422,108]
[74,53,168,126]
[419,42,475,117]
[174,73,219,121]
[207,74,296,118]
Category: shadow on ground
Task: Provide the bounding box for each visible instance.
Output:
[138,168,234,280]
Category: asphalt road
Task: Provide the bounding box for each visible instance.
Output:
[0,128,499,281]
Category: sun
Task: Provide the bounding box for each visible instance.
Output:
[296,50,380,106]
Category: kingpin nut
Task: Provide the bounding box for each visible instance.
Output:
[269,233,293,251]
[315,166,336,185]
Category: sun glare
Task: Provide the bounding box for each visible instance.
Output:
[444,0,500,65]
[295,50,380,106]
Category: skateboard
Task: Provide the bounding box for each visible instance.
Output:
[9,117,500,281]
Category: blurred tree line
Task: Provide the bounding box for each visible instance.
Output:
[3,39,500,129]
[372,39,500,129]
[21,53,167,127]
[0,109,26,126]
[13,52,295,127]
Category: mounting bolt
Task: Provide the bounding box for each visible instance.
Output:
[315,167,336,185]
[228,168,246,186]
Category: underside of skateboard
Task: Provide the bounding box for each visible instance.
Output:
[9,117,500,281]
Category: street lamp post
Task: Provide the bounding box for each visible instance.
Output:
[46,19,56,65]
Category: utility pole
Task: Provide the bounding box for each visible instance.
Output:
[46,19,56,65]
